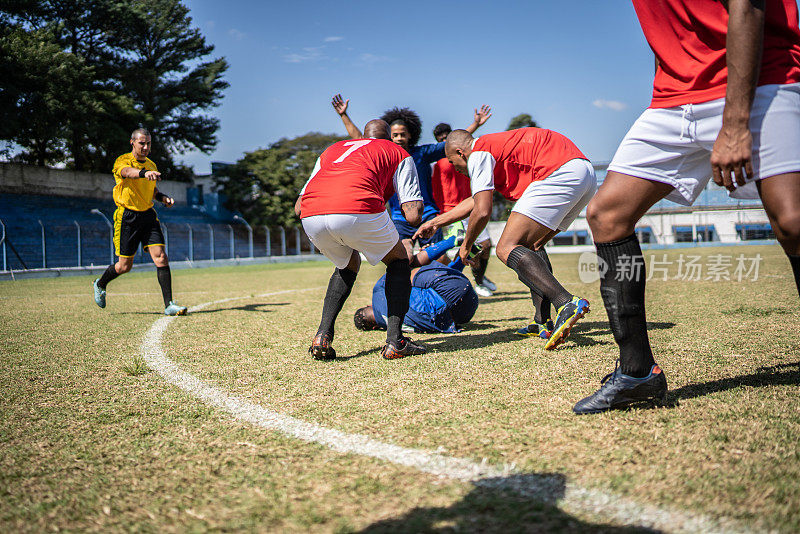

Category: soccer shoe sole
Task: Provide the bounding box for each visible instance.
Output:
[544,305,590,350]
[309,345,336,361]
[515,326,551,339]
[574,391,667,415]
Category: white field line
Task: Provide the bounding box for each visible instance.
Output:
[140,288,752,534]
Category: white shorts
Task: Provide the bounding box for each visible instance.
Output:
[443,217,491,244]
[609,83,800,205]
[511,158,597,231]
[301,211,399,269]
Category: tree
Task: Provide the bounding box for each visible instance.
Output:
[115,0,229,180]
[0,0,227,178]
[218,133,346,227]
[507,113,538,130]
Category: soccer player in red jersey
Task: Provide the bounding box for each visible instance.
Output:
[296,119,427,360]
[575,0,800,414]
[416,127,597,350]
[431,122,498,298]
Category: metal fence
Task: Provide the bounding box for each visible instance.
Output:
[0,217,318,272]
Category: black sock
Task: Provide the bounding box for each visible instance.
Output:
[595,234,655,378]
[385,259,412,343]
[317,267,358,339]
[157,266,173,307]
[472,255,488,285]
[97,264,120,289]
[506,246,571,310]
[529,249,552,323]
[789,254,800,297]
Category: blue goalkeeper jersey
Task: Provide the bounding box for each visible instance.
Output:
[371,263,478,333]
[387,142,445,223]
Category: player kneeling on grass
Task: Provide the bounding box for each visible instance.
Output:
[354,235,479,334]
[415,127,596,350]
[296,119,426,360]
[92,128,187,316]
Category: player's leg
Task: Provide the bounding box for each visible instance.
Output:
[316,250,360,345]
[515,246,554,339]
[757,172,800,296]
[93,208,135,308]
[380,240,426,359]
[496,214,587,349]
[572,171,672,414]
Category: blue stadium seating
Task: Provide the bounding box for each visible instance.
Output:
[0,194,310,271]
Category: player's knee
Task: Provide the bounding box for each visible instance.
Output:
[587,199,631,238]
[153,252,168,266]
[116,261,132,273]
[494,241,515,264]
[771,211,800,251]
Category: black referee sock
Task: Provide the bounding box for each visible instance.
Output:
[531,248,552,324]
[317,267,358,339]
[789,254,800,298]
[506,246,571,311]
[385,258,412,344]
[472,255,488,285]
[595,234,655,378]
[157,266,173,307]
[97,264,120,289]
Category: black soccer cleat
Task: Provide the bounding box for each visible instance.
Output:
[308,333,336,361]
[573,362,667,415]
[381,336,427,360]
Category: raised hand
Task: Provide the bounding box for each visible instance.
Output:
[474,105,492,126]
[332,93,350,116]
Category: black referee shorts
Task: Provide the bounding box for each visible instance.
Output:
[113,207,165,257]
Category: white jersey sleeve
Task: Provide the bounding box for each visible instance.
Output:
[299,157,322,196]
[393,156,424,204]
[467,151,496,194]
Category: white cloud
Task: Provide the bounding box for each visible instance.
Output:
[228,28,245,41]
[323,36,343,42]
[592,99,627,111]
[358,53,391,64]
[284,47,325,63]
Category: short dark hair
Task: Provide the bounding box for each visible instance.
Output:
[380,107,422,147]
[354,306,378,331]
[131,127,151,140]
[433,122,452,139]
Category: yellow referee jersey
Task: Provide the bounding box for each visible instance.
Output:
[111,153,159,211]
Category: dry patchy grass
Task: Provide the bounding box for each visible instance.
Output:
[1,246,798,532]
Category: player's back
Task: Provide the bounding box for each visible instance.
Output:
[300,139,411,218]
[473,128,586,200]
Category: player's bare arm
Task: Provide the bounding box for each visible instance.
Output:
[120,166,160,180]
[711,0,765,191]
[413,196,475,241]
[332,93,363,139]
[465,105,492,134]
[459,190,492,266]
[154,188,174,208]
[400,200,423,227]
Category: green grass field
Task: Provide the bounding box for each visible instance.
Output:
[1,244,798,533]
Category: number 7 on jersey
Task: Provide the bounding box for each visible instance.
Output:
[333,140,372,163]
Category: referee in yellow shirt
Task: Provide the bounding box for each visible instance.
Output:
[92,128,188,315]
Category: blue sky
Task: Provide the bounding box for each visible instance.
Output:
[180,1,655,174]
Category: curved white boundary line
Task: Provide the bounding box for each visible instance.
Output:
[141,288,748,534]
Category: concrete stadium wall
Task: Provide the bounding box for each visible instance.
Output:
[0,163,188,203]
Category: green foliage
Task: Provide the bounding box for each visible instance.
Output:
[0,0,227,178]
[218,133,346,227]
[507,113,538,130]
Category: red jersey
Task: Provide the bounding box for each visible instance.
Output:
[468,128,587,201]
[633,0,800,108]
[431,158,472,213]
[299,139,421,218]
